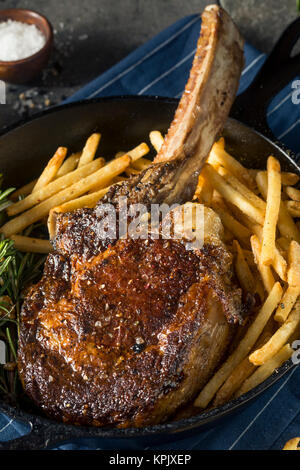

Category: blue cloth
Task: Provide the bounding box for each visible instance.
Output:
[1,13,299,450]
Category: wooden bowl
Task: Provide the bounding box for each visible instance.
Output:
[0,8,53,84]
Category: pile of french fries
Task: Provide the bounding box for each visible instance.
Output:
[0,132,154,246]
[0,129,299,410]
[193,137,300,408]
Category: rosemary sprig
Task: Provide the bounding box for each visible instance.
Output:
[0,179,46,402]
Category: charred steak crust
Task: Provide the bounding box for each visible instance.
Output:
[19,239,240,427]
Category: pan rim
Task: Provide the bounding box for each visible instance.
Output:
[0,95,298,442]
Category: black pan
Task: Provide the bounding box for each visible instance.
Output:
[0,18,300,451]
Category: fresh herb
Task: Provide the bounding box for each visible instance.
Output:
[298,0,300,12]
[0,180,46,402]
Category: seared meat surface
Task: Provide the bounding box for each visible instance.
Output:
[18,5,244,427]
[19,209,241,427]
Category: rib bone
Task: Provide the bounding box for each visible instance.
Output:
[99,5,244,208]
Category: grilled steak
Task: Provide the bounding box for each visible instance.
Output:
[18,5,244,427]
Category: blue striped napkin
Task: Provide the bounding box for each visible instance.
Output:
[0,13,299,450]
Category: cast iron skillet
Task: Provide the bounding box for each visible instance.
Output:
[0,18,300,450]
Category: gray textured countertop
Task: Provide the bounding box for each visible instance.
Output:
[0,0,299,130]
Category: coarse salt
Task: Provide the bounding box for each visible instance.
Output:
[0,19,46,61]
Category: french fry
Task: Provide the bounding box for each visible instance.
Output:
[149,131,164,152]
[286,200,300,218]
[258,170,299,186]
[131,158,152,171]
[217,187,288,262]
[208,138,256,190]
[115,143,149,162]
[261,157,281,266]
[237,344,293,396]
[87,175,126,194]
[278,201,300,242]
[204,164,265,225]
[250,298,300,365]
[251,235,275,293]
[33,147,67,192]
[56,152,81,177]
[272,249,287,282]
[10,152,81,201]
[7,159,105,217]
[226,202,259,231]
[213,328,273,406]
[194,282,282,408]
[114,151,125,159]
[10,234,52,254]
[47,210,58,241]
[274,241,300,322]
[127,142,150,162]
[78,133,101,167]
[223,228,234,244]
[213,356,256,406]
[287,241,300,286]
[118,143,150,177]
[125,167,140,177]
[194,174,205,201]
[1,155,131,237]
[285,186,300,202]
[256,171,300,243]
[233,240,256,294]
[255,279,266,303]
[195,171,213,205]
[238,219,287,281]
[255,169,274,196]
[51,187,109,213]
[283,438,300,450]
[248,169,258,179]
[211,202,251,244]
[277,236,290,252]
[260,170,300,187]
[218,166,265,212]
[242,249,256,268]
[281,172,300,186]
[113,176,126,183]
[274,286,300,323]
[11,180,37,200]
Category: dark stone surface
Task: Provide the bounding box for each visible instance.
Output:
[0,0,299,131]
[221,0,300,53]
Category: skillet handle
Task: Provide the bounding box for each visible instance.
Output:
[230,16,300,138]
[0,414,88,450]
